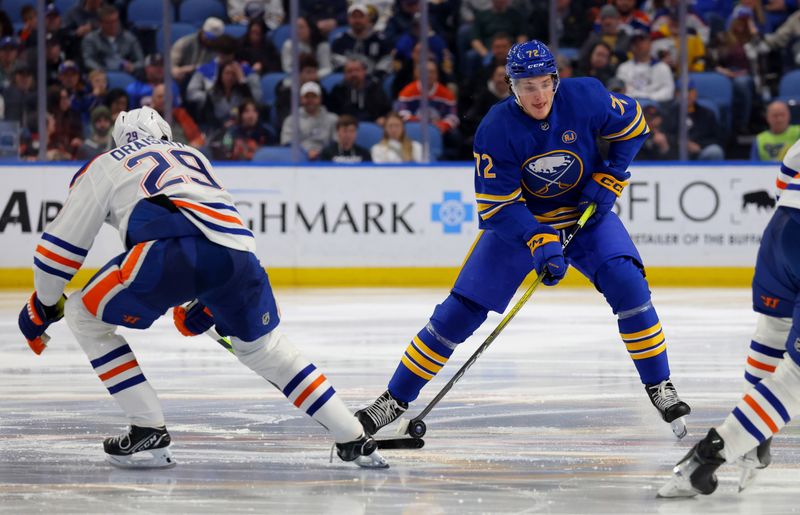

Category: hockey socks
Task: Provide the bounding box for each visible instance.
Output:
[231,331,363,443]
[388,325,455,403]
[617,303,670,384]
[743,316,790,387]
[716,356,800,461]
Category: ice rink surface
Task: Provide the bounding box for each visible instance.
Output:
[2,287,800,514]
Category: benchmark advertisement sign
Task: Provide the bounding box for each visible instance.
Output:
[0,164,777,269]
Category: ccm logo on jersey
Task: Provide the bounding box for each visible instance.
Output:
[521,150,584,199]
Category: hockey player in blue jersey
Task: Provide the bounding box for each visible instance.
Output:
[17,107,386,469]
[357,40,691,438]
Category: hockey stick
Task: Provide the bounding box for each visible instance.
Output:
[399,203,597,439]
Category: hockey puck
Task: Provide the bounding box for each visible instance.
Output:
[408,420,426,439]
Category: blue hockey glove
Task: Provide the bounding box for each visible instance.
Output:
[578,171,629,225]
[19,292,66,355]
[173,301,215,337]
[526,226,566,286]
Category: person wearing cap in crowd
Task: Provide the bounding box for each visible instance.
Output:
[126,54,182,109]
[0,37,20,91]
[751,100,800,162]
[331,3,392,75]
[281,16,333,78]
[579,4,631,69]
[319,114,372,163]
[228,0,285,30]
[615,30,675,102]
[57,60,84,96]
[76,105,113,160]
[81,5,144,74]
[663,79,724,160]
[280,81,338,160]
[172,17,225,84]
[3,62,37,132]
[150,83,205,148]
[275,53,321,130]
[327,56,392,125]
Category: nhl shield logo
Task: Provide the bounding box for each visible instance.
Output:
[262,313,271,325]
[521,150,584,198]
[562,130,577,144]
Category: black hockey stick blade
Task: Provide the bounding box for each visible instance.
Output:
[376,437,425,450]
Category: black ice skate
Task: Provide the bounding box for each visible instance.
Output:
[333,433,389,469]
[103,425,174,469]
[356,390,408,436]
[737,437,772,492]
[658,428,726,498]
[645,379,692,438]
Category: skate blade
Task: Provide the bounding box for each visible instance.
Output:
[671,417,688,439]
[736,449,764,492]
[738,466,759,493]
[352,450,389,469]
[105,447,175,469]
[657,473,700,498]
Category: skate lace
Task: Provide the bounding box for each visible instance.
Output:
[649,380,679,411]
[364,396,402,427]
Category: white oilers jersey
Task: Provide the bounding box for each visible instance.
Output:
[777,138,800,210]
[33,137,254,305]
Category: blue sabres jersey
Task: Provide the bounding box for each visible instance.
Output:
[473,77,649,242]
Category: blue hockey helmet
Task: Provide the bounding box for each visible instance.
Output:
[505,40,560,92]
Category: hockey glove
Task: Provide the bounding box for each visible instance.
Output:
[19,292,66,355]
[526,226,566,286]
[173,302,215,337]
[578,171,629,225]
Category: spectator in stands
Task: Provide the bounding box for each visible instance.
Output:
[578,41,617,85]
[126,54,182,109]
[393,39,456,97]
[81,5,144,75]
[39,33,65,86]
[760,0,794,32]
[529,0,593,49]
[79,69,109,124]
[47,84,83,159]
[4,62,37,132]
[370,111,422,163]
[63,0,102,43]
[462,64,510,145]
[746,7,800,71]
[216,98,276,160]
[18,6,36,48]
[663,81,725,160]
[0,36,19,91]
[280,81,338,160]
[327,56,391,124]
[201,60,257,129]
[593,0,651,34]
[384,0,420,46]
[42,3,76,60]
[395,59,459,159]
[460,0,530,24]
[275,53,320,129]
[104,88,130,122]
[57,60,85,98]
[470,0,528,63]
[579,5,631,68]
[282,16,332,78]
[737,0,767,33]
[615,31,675,102]
[171,17,224,85]
[651,0,711,43]
[300,0,349,37]
[638,104,674,160]
[150,84,205,148]
[393,12,453,72]
[76,105,112,160]
[319,114,372,163]
[557,54,574,79]
[331,3,392,75]
[229,0,285,30]
[237,18,282,75]
[751,100,800,161]
[651,6,707,72]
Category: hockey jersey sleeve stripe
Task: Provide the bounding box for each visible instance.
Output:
[747,356,776,373]
[98,359,139,381]
[33,258,75,281]
[68,154,102,189]
[35,245,82,270]
[91,343,134,368]
[283,363,316,396]
[41,233,88,256]
[743,394,780,433]
[628,340,666,360]
[185,211,255,237]
[172,199,244,225]
[293,374,327,407]
[107,373,147,395]
[475,189,523,203]
[200,201,239,212]
[479,199,524,220]
[601,102,643,140]
[620,322,662,340]
[750,340,786,359]
[780,163,797,178]
[754,382,790,422]
[732,406,765,441]
[305,386,335,416]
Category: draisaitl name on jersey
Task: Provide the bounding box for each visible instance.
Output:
[110,137,188,161]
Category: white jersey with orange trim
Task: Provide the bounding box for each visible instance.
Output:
[777,138,800,210]
[34,137,254,305]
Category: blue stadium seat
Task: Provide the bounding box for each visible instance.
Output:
[689,72,733,131]
[405,122,442,161]
[776,96,800,124]
[779,70,800,98]
[320,72,343,94]
[252,146,307,163]
[3,0,30,23]
[128,0,172,30]
[156,23,197,53]
[54,0,78,16]
[356,122,383,150]
[178,0,226,27]
[260,72,287,106]
[224,24,247,39]
[106,71,136,90]
[269,24,291,50]
[558,47,579,62]
[696,98,721,126]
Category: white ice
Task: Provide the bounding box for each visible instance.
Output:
[2,287,799,514]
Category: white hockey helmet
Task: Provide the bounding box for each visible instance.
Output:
[112,106,172,146]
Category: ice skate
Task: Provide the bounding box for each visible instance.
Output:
[658,428,726,498]
[333,433,389,469]
[103,425,174,469]
[645,379,691,438]
[356,390,408,436]
[737,437,772,492]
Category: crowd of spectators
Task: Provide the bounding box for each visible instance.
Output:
[2,0,800,162]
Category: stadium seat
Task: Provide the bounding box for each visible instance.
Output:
[156,23,197,53]
[106,71,136,90]
[178,0,226,27]
[260,72,287,106]
[127,0,172,30]
[269,24,291,50]
[558,47,579,62]
[689,72,733,131]
[776,96,800,124]
[405,122,442,161]
[356,122,383,150]
[252,146,307,163]
[696,98,721,126]
[320,72,344,94]
[778,70,800,98]
[224,24,247,39]
[54,0,78,16]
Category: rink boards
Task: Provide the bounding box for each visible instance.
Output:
[0,162,776,287]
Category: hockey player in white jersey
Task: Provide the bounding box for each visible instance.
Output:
[659,138,800,497]
[18,107,387,469]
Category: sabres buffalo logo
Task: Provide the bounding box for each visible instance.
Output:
[521,150,584,198]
